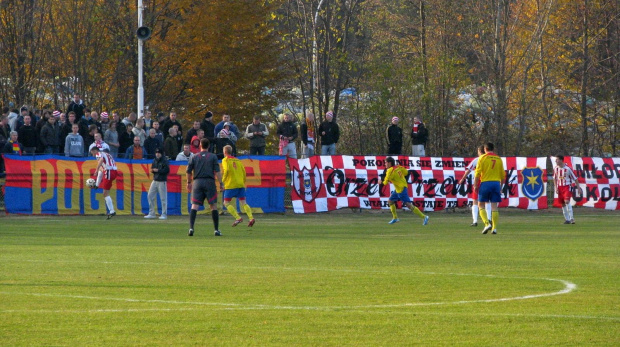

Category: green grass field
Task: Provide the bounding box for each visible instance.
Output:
[1,209,619,346]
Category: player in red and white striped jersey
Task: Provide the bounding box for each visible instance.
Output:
[458,145,485,227]
[553,155,580,224]
[91,146,118,219]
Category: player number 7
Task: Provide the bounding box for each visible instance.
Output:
[491,159,496,169]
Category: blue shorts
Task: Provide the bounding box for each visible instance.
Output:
[223,188,246,201]
[478,181,502,203]
[389,188,412,203]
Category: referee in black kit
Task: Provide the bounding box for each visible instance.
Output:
[186,138,224,236]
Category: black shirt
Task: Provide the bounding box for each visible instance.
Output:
[186,151,219,179]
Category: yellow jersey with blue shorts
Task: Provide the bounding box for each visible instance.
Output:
[474,152,505,203]
[383,165,412,203]
[222,155,247,200]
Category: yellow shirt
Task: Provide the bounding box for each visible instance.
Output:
[382,166,408,193]
[474,153,506,183]
[221,156,246,189]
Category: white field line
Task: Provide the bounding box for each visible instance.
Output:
[0,272,577,312]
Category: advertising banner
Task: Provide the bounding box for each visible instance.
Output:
[553,156,620,210]
[288,156,548,213]
[3,155,286,215]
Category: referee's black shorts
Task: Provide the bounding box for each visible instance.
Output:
[191,178,217,206]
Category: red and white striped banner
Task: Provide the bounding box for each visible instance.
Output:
[554,156,620,210]
[288,156,548,213]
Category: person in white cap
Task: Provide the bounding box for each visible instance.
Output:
[386,116,403,155]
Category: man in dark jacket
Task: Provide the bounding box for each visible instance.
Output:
[143,128,163,159]
[144,147,170,220]
[386,116,403,155]
[17,114,37,154]
[276,113,298,158]
[66,93,87,122]
[40,115,60,154]
[200,111,216,152]
[161,112,182,139]
[411,116,428,156]
[318,111,339,155]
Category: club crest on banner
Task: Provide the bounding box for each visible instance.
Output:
[521,167,544,201]
[292,165,323,202]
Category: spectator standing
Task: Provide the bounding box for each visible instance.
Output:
[17,114,37,154]
[190,135,202,154]
[143,110,153,131]
[276,113,298,158]
[7,108,18,132]
[122,112,137,128]
[35,111,50,153]
[125,136,147,159]
[185,120,201,144]
[214,114,240,141]
[411,116,428,156]
[100,112,110,134]
[88,133,110,153]
[104,121,120,157]
[246,115,269,155]
[113,112,126,135]
[66,93,86,121]
[64,123,84,157]
[176,143,194,161]
[83,125,97,156]
[200,111,216,151]
[164,127,179,159]
[3,131,22,155]
[144,128,163,159]
[151,120,164,143]
[0,115,10,146]
[118,123,135,156]
[14,106,29,131]
[174,125,184,153]
[144,148,170,220]
[90,111,103,134]
[300,111,315,158]
[133,117,147,146]
[319,111,340,155]
[161,112,182,139]
[386,116,403,155]
[40,114,60,154]
[216,122,237,156]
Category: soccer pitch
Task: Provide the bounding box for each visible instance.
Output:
[1,210,619,346]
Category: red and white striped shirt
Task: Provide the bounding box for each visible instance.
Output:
[97,151,117,171]
[553,165,577,189]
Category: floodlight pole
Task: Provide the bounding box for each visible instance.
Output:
[313,0,326,108]
[137,0,145,119]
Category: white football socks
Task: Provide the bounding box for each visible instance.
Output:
[96,171,103,187]
[472,204,479,223]
[104,196,115,214]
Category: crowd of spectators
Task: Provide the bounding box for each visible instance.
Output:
[1,96,428,177]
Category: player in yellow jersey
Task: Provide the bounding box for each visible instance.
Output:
[222,145,255,227]
[382,157,429,225]
[473,142,506,234]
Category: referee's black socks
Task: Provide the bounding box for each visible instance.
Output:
[190,209,197,229]
[212,210,219,230]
